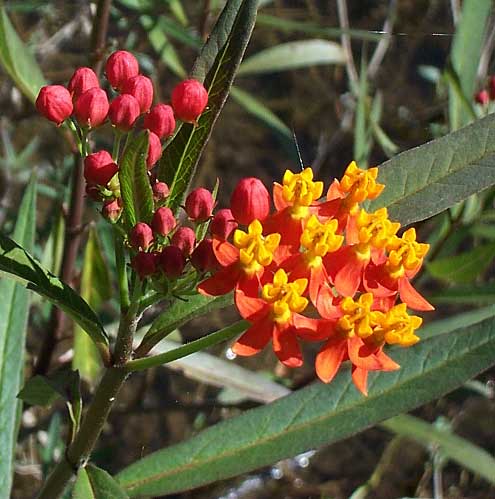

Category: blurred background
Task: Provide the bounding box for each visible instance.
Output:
[2,0,495,497]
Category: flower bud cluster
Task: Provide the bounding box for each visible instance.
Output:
[474,75,495,106]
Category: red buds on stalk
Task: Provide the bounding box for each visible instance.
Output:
[102,198,122,223]
[159,245,186,278]
[171,79,208,123]
[109,94,141,131]
[147,132,162,168]
[144,104,176,138]
[210,208,237,240]
[74,88,109,128]
[151,207,176,236]
[68,67,99,100]
[153,182,170,202]
[475,90,489,106]
[121,75,154,114]
[131,252,158,279]
[185,188,214,222]
[191,238,217,272]
[84,151,118,186]
[36,85,73,125]
[130,223,154,251]
[230,177,270,225]
[171,227,196,256]
[106,50,139,90]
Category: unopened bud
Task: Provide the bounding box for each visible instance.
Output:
[159,245,186,278]
[121,75,154,114]
[210,208,237,240]
[171,226,196,256]
[35,85,73,125]
[106,50,139,90]
[185,187,214,222]
[102,198,122,223]
[191,238,218,272]
[151,207,176,236]
[85,184,103,202]
[147,131,162,168]
[68,67,99,100]
[74,87,109,128]
[109,94,141,131]
[230,177,270,225]
[84,150,118,186]
[475,89,489,106]
[144,104,176,139]
[153,181,169,202]
[130,222,154,251]
[131,251,158,279]
[171,79,208,123]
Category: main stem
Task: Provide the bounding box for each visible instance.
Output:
[37,366,128,498]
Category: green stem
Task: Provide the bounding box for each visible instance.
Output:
[126,320,248,372]
[37,366,128,499]
[114,227,130,313]
[112,130,123,161]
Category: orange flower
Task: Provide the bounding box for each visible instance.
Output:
[232,269,319,367]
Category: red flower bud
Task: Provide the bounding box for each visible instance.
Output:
[35,85,73,125]
[74,87,109,128]
[185,187,214,222]
[121,75,154,114]
[152,181,169,202]
[147,131,162,168]
[102,198,122,223]
[151,207,176,236]
[131,251,158,279]
[84,150,118,186]
[105,50,139,90]
[159,245,186,278]
[130,222,154,251]
[191,238,218,272]
[490,76,495,100]
[109,94,141,131]
[171,226,196,256]
[171,79,208,123]
[68,67,99,100]
[475,89,489,106]
[210,208,238,240]
[230,177,270,225]
[144,104,176,138]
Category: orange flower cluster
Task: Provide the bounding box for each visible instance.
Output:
[199,162,433,394]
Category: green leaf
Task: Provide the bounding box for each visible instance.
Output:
[17,375,61,407]
[0,232,109,359]
[238,39,345,75]
[74,465,129,499]
[73,228,110,384]
[427,242,495,283]
[157,0,259,212]
[118,131,154,228]
[138,293,233,353]
[0,175,35,497]
[118,312,495,496]
[448,0,491,130]
[368,112,495,226]
[430,285,495,305]
[382,414,495,485]
[230,86,291,139]
[0,5,46,102]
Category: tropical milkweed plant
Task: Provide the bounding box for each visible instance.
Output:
[2,0,495,497]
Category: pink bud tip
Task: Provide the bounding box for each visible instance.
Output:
[185,187,214,222]
[230,177,270,225]
[191,238,218,272]
[144,104,176,139]
[171,226,196,256]
[106,50,139,90]
[147,131,162,169]
[210,208,238,240]
[131,251,158,279]
[159,245,186,278]
[130,222,154,251]
[109,94,141,131]
[74,87,109,128]
[68,67,99,100]
[151,207,176,236]
[35,85,73,125]
[121,75,154,114]
[84,150,118,186]
[171,79,208,123]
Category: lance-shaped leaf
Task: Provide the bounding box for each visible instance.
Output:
[0,6,46,102]
[119,131,154,229]
[74,465,129,499]
[118,312,495,497]
[0,175,35,497]
[73,227,110,384]
[0,233,109,361]
[368,112,495,226]
[158,0,259,212]
[137,293,233,354]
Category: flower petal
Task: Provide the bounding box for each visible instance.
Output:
[315,337,347,383]
[232,316,273,356]
[213,239,238,267]
[398,276,434,311]
[273,323,303,368]
[347,336,384,371]
[197,264,239,296]
[351,366,369,395]
[235,289,267,321]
